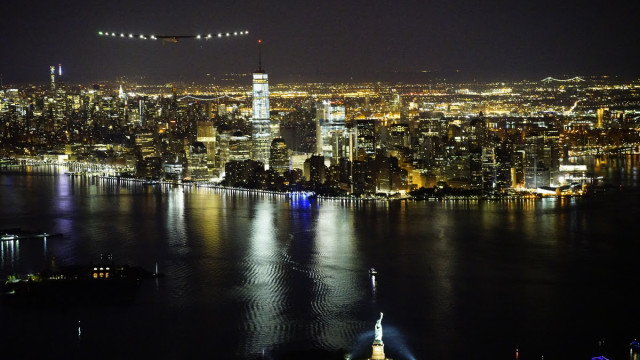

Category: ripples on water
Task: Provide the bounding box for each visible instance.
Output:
[1,158,640,359]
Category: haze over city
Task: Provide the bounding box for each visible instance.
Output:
[2,0,639,84]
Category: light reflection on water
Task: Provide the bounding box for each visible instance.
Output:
[242,201,285,353]
[1,240,18,272]
[1,161,640,359]
[312,207,363,349]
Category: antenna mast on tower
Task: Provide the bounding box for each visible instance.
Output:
[257,39,264,73]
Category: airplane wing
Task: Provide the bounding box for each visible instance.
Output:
[97,31,249,43]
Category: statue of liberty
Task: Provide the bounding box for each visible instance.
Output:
[370,312,386,359]
[374,312,383,343]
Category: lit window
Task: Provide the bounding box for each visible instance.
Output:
[93,273,98,278]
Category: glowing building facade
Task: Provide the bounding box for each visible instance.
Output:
[251,44,271,168]
[49,66,56,91]
[315,100,346,164]
[269,138,289,173]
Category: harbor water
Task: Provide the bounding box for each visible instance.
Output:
[1,155,640,360]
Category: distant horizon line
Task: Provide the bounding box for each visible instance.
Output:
[2,70,639,88]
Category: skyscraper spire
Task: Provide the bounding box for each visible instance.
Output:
[256,39,264,73]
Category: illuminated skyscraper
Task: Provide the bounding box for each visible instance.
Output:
[315,100,346,164]
[356,119,376,158]
[269,138,289,173]
[136,131,156,159]
[251,40,271,168]
[46,64,66,123]
[388,123,410,148]
[49,66,56,91]
[596,108,610,129]
[229,131,251,161]
[185,142,209,180]
[197,121,217,169]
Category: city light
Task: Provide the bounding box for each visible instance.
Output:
[1,68,640,199]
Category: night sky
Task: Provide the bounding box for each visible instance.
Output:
[1,0,638,84]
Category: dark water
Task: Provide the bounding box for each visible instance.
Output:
[1,156,640,360]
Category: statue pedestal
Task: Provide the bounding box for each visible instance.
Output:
[370,340,385,360]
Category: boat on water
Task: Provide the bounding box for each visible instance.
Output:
[2,254,157,305]
[369,267,378,276]
[0,229,63,241]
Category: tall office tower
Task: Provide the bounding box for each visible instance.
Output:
[197,121,217,169]
[596,108,604,129]
[388,123,410,149]
[47,64,66,123]
[348,128,357,162]
[523,132,549,188]
[543,128,560,184]
[304,155,326,185]
[467,118,487,151]
[315,100,346,164]
[596,108,610,129]
[270,113,281,140]
[49,66,56,91]
[138,98,145,126]
[185,142,209,180]
[118,85,126,100]
[269,138,289,173]
[251,40,271,168]
[136,131,156,158]
[54,89,67,122]
[229,131,251,161]
[356,119,376,159]
[481,147,497,191]
[315,115,323,155]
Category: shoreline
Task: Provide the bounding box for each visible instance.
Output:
[0,158,629,202]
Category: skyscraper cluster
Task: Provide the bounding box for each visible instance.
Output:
[1,63,640,197]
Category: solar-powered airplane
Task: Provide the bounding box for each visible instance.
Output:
[97,30,249,45]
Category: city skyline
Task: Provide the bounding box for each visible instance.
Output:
[2,66,639,198]
[1,0,639,84]
[3,3,640,358]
